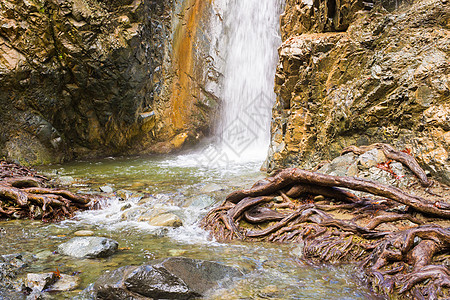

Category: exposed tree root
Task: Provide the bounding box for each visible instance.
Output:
[363,226,450,299]
[342,143,431,187]
[0,160,96,222]
[201,145,450,299]
[226,168,450,218]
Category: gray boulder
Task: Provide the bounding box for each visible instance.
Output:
[57,237,118,259]
[125,265,195,299]
[94,257,243,299]
[154,257,242,295]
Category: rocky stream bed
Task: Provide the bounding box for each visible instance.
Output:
[0,153,380,299]
[0,144,448,299]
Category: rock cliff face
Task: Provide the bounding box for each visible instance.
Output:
[267,0,450,184]
[0,0,219,164]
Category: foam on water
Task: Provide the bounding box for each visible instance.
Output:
[62,188,221,245]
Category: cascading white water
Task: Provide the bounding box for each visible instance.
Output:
[216,0,282,163]
[163,0,282,169]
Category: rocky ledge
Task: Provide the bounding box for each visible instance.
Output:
[266,0,450,185]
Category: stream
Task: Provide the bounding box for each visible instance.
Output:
[0,153,380,299]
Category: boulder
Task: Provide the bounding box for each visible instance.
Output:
[94,266,138,300]
[94,257,243,299]
[57,237,118,259]
[124,265,195,299]
[318,151,412,188]
[152,257,242,295]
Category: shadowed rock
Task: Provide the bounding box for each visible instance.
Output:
[94,257,243,299]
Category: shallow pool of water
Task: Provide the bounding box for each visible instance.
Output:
[0,153,381,299]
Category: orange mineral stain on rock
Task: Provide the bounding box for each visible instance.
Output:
[169,0,211,130]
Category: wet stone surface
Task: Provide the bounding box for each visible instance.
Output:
[94,257,243,299]
[57,237,119,259]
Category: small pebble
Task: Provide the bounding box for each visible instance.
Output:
[73,230,94,237]
[273,196,284,203]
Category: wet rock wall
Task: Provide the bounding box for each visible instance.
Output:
[266,0,450,184]
[0,0,221,164]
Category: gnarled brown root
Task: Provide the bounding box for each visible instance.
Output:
[342,143,431,187]
[364,225,450,299]
[227,168,450,218]
[202,154,450,299]
[0,160,95,221]
[285,183,360,203]
[366,212,423,230]
[244,206,288,223]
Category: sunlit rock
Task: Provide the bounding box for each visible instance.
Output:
[73,230,94,237]
[147,213,183,228]
[57,237,118,259]
[99,186,114,193]
[46,273,80,292]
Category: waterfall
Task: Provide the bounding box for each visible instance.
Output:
[170,0,282,169]
[215,0,282,164]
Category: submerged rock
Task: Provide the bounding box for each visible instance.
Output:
[57,237,118,259]
[121,207,148,221]
[94,257,243,299]
[124,203,184,228]
[147,213,183,228]
[115,189,132,201]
